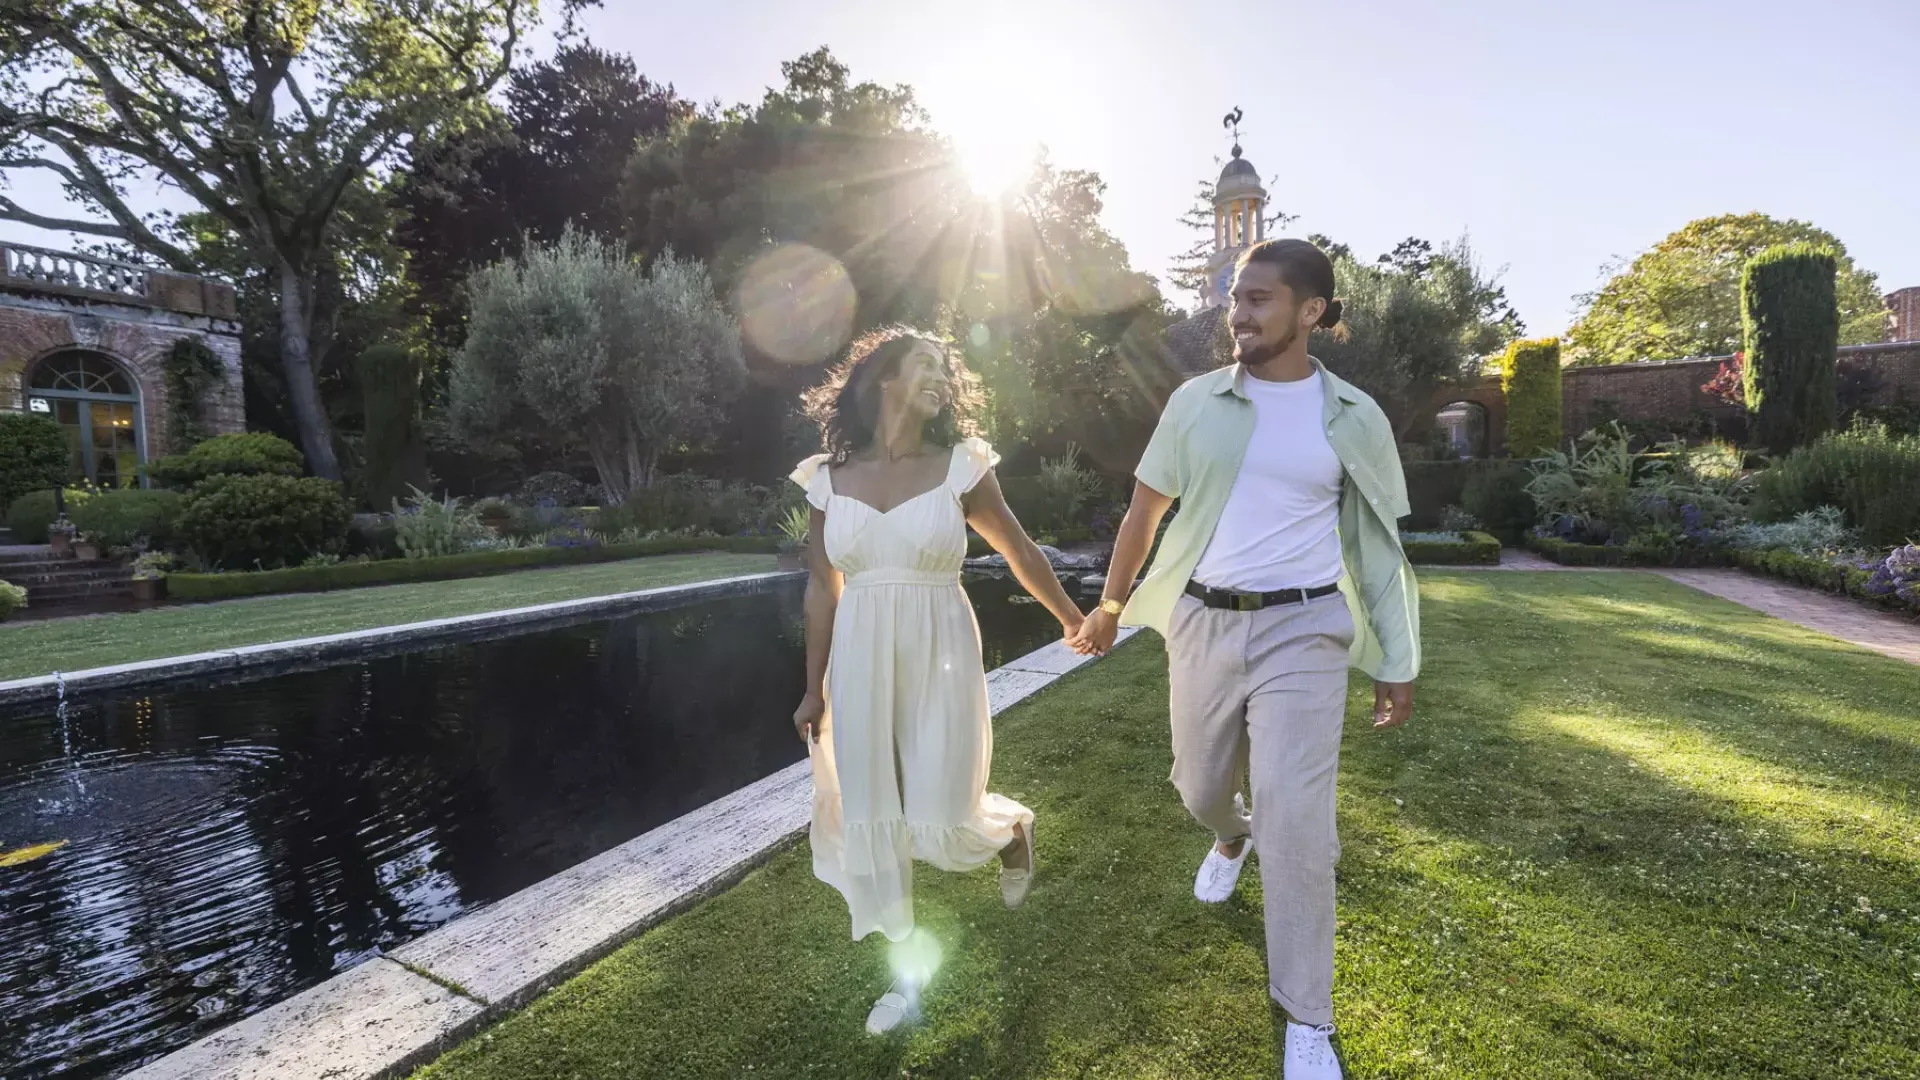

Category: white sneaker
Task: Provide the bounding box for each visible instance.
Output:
[864,979,918,1035]
[1193,835,1252,903]
[1284,1021,1343,1079]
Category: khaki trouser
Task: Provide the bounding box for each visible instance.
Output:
[1166,590,1355,1026]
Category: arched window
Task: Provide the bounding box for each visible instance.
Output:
[27,350,144,487]
[1433,401,1490,460]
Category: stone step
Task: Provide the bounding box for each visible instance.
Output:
[27,579,135,605]
[8,566,132,588]
[0,549,57,566]
[0,559,123,579]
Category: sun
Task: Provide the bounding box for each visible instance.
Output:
[953,129,1039,196]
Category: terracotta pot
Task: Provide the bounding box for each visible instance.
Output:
[49,528,75,559]
[777,549,807,572]
[131,577,167,604]
[73,540,101,562]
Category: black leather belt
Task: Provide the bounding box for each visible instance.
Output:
[1185,580,1341,612]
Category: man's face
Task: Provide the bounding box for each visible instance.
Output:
[1229,261,1311,365]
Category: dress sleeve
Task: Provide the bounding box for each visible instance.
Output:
[947,437,1001,495]
[789,453,833,511]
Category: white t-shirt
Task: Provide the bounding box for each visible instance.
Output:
[1191,370,1346,592]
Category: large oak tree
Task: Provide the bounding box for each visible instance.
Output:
[1567,213,1886,366]
[0,0,555,478]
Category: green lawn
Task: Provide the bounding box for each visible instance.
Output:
[0,552,774,681]
[412,572,1919,1080]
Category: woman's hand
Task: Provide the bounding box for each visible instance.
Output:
[794,692,826,744]
[1059,608,1087,650]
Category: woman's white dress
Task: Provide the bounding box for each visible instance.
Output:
[791,438,1033,943]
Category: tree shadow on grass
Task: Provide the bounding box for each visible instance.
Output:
[1326,576,1920,1077]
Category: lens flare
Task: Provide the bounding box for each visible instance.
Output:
[888,927,944,989]
[736,244,857,366]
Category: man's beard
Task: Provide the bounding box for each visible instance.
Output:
[1233,321,1299,366]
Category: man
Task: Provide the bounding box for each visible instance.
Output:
[1071,237,1419,1079]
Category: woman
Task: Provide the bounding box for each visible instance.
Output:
[791,326,1087,1035]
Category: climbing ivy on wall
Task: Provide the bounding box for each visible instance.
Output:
[164,337,224,453]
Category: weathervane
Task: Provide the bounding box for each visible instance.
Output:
[1223,106,1244,158]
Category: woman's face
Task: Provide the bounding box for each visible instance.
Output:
[881,341,952,423]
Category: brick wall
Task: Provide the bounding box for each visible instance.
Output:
[0,293,245,461]
[1560,343,1920,436]
[1889,287,1920,343]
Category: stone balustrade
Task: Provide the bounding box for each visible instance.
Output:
[0,242,235,319]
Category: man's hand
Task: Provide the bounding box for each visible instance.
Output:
[1373,681,1414,729]
[1070,607,1120,655]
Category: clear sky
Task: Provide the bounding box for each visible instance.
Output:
[6,0,1917,335]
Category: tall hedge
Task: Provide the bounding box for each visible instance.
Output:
[1500,338,1563,458]
[0,412,70,508]
[356,343,429,510]
[1742,243,1839,455]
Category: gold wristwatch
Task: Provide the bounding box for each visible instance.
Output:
[1099,598,1125,616]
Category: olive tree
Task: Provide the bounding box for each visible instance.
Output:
[450,229,742,503]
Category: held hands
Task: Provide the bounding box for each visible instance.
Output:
[1069,607,1120,656]
[1373,681,1414,729]
[793,692,826,744]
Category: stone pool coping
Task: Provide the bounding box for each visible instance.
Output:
[0,571,804,708]
[125,628,1138,1080]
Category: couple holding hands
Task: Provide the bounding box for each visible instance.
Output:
[790,238,1419,1079]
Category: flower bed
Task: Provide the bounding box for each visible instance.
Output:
[1401,530,1502,566]
[168,535,778,602]
[1732,546,1920,618]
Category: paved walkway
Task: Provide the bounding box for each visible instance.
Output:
[1656,568,1920,667]
[1425,549,1920,667]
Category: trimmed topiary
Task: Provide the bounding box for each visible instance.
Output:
[356,343,429,511]
[150,432,305,488]
[0,412,70,508]
[1500,338,1563,458]
[68,488,184,550]
[1742,243,1839,455]
[176,473,351,569]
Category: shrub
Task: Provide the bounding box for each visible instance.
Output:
[595,474,782,538]
[166,534,779,601]
[0,579,25,620]
[776,504,809,554]
[6,490,62,544]
[1751,424,1920,548]
[130,551,175,580]
[68,488,184,550]
[1500,338,1563,457]
[1461,462,1535,540]
[392,486,490,558]
[1400,530,1501,565]
[1034,444,1100,532]
[0,412,70,508]
[1439,505,1481,533]
[1401,461,1480,529]
[151,432,305,488]
[1714,507,1857,557]
[1742,243,1839,454]
[176,473,352,569]
[515,470,591,507]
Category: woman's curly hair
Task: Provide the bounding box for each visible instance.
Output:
[803,326,983,465]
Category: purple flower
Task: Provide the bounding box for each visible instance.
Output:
[1887,545,1920,577]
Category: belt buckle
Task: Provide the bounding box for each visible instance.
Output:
[1232,591,1264,612]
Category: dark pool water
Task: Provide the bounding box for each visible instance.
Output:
[0,575,1066,1078]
